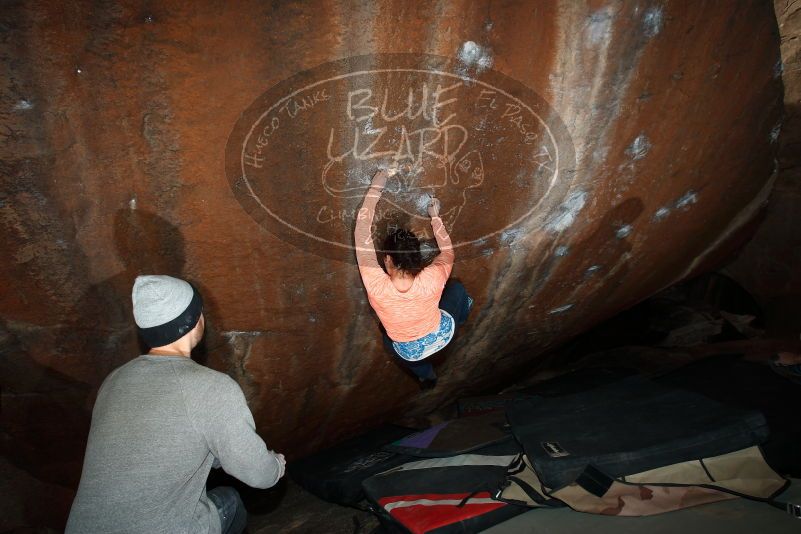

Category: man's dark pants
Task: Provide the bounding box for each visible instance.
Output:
[208,487,247,534]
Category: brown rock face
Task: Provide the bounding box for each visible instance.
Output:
[724,0,801,336]
[0,0,781,526]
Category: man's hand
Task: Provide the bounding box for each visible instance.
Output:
[274,452,286,478]
[428,197,441,218]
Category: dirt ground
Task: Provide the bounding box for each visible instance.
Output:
[246,478,379,534]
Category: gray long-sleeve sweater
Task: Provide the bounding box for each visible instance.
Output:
[66,355,283,534]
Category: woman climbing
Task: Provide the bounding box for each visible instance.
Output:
[355,167,473,389]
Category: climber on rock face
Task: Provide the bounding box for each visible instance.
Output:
[355,167,473,389]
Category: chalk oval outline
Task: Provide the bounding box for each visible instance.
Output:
[228,53,575,259]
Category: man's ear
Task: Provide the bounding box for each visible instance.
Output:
[384,255,394,269]
[191,313,205,345]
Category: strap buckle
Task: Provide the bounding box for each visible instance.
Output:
[788,502,801,519]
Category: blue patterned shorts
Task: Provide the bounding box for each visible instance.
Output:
[392,310,455,362]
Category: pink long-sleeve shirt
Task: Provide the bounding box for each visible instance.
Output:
[355,186,455,342]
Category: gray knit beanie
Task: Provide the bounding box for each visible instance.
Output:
[132,275,203,347]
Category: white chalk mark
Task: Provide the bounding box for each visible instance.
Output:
[222,331,266,338]
[457,41,494,74]
[13,99,33,111]
[544,190,588,233]
[129,197,137,210]
[615,224,633,239]
[769,123,781,144]
[500,228,525,246]
[675,190,698,209]
[586,9,613,46]
[555,245,569,257]
[642,6,663,38]
[653,206,671,221]
[625,134,651,160]
[414,193,431,214]
[773,59,783,79]
[362,116,381,135]
[549,304,573,314]
[585,265,602,276]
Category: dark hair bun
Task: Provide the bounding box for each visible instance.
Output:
[383,228,424,276]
